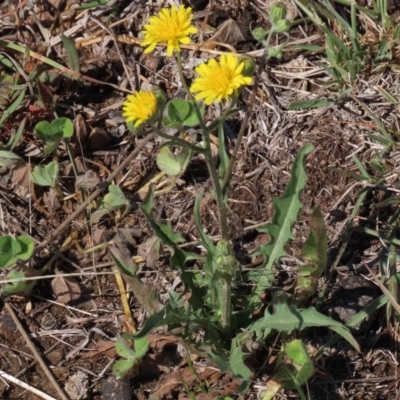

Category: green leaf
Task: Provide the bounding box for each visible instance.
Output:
[31,161,58,187]
[134,337,150,359]
[165,100,204,127]
[129,310,165,338]
[230,332,253,393]
[182,104,204,127]
[266,339,314,397]
[61,35,80,74]
[141,185,203,301]
[167,99,191,123]
[249,143,314,306]
[115,336,136,359]
[250,293,360,351]
[194,195,216,256]
[293,207,327,305]
[103,185,129,210]
[35,118,74,145]
[1,270,35,296]
[0,89,26,128]
[156,146,182,176]
[0,236,21,268]
[112,359,135,378]
[4,116,25,151]
[0,150,24,167]
[15,236,34,261]
[52,117,74,138]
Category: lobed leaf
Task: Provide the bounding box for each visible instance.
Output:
[248,143,314,306]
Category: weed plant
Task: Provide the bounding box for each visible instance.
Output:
[1,1,398,398]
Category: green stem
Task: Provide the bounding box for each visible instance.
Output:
[151,125,206,153]
[175,52,228,241]
[221,30,274,192]
[176,51,232,335]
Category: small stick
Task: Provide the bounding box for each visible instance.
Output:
[4,303,68,400]
[0,369,57,400]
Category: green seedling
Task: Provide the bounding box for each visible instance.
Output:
[263,339,313,400]
[112,336,149,378]
[0,235,34,269]
[0,235,35,296]
[1,270,35,296]
[31,160,59,188]
[102,185,129,211]
[34,117,73,154]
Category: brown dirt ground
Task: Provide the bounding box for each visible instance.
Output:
[1,0,400,399]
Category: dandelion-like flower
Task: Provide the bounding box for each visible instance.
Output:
[190,54,253,105]
[122,91,157,127]
[141,5,198,57]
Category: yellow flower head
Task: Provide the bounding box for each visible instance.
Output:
[122,91,157,128]
[190,54,253,105]
[141,5,198,57]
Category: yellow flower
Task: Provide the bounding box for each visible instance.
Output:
[190,54,253,105]
[122,91,157,127]
[141,5,198,57]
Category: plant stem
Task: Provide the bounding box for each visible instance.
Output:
[221,30,274,192]
[176,51,232,335]
[175,52,229,242]
[151,125,206,153]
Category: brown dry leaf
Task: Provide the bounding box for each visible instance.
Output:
[138,236,163,268]
[208,18,246,45]
[75,169,100,192]
[51,268,81,304]
[153,367,221,398]
[42,189,61,212]
[72,114,91,154]
[147,334,178,352]
[11,164,30,188]
[82,340,117,361]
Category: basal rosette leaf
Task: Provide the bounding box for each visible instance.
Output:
[248,143,314,307]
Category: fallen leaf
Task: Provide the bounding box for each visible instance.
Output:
[82,340,117,361]
[138,236,163,268]
[11,164,30,188]
[51,268,81,304]
[208,19,246,44]
[153,368,221,398]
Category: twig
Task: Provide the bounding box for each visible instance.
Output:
[33,133,155,255]
[3,303,68,400]
[0,369,57,400]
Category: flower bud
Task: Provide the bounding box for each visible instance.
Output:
[238,55,256,78]
[252,26,267,42]
[268,46,284,59]
[273,19,291,33]
[270,2,287,25]
[152,88,167,111]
